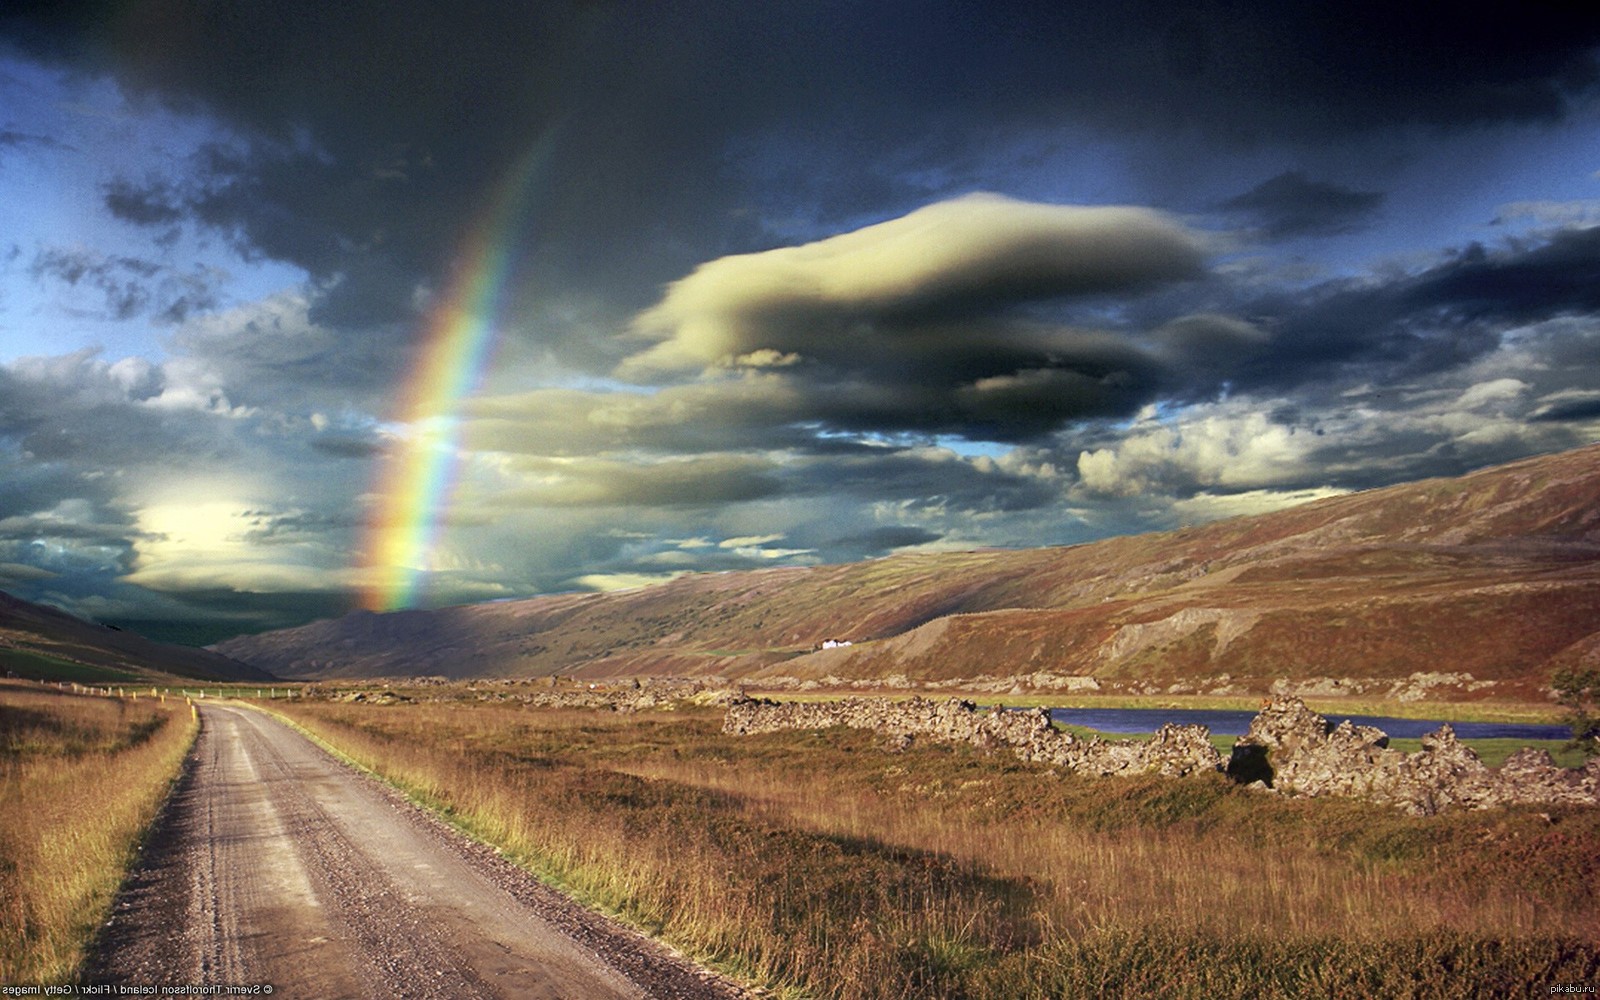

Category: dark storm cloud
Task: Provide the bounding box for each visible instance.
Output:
[30,248,151,320]
[517,447,1062,586]
[795,449,1059,513]
[495,455,785,510]
[0,447,111,528]
[238,509,361,546]
[828,526,943,554]
[1530,393,1600,422]
[1010,2,1600,138]
[1404,227,1600,320]
[0,351,175,465]
[30,247,155,283]
[1302,421,1580,493]
[29,247,220,323]
[5,1,1597,362]
[0,561,55,584]
[0,509,132,544]
[1229,225,1600,393]
[0,462,140,604]
[308,434,385,460]
[3,1,723,347]
[168,292,408,411]
[1220,171,1385,238]
[102,177,183,226]
[103,588,362,645]
[7,2,1599,145]
[0,127,69,155]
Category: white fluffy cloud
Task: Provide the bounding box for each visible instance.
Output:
[622,193,1205,380]
[1076,407,1317,498]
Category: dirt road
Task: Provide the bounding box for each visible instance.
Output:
[89,703,746,999]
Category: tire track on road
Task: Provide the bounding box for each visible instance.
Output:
[90,703,748,999]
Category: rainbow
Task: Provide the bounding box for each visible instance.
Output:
[358,137,553,611]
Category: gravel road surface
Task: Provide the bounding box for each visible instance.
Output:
[88,703,750,999]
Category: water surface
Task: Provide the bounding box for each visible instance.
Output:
[1044,706,1567,741]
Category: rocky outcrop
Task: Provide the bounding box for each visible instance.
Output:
[470,676,744,712]
[320,676,746,712]
[723,696,1225,779]
[725,695,1600,814]
[1231,697,1600,814]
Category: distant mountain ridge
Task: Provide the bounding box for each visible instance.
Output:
[212,443,1600,699]
[0,589,274,683]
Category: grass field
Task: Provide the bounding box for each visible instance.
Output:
[0,682,196,983]
[271,698,1600,999]
[0,649,141,685]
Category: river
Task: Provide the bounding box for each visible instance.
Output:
[1045,706,1569,741]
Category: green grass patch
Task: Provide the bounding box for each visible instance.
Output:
[1385,735,1586,769]
[0,649,139,684]
[1053,719,1584,769]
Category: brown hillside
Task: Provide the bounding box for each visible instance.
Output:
[0,590,275,682]
[211,443,1600,698]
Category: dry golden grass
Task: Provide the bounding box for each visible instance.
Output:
[0,682,196,983]
[610,755,1588,941]
[271,699,1600,998]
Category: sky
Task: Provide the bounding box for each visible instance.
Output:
[2,2,1599,645]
